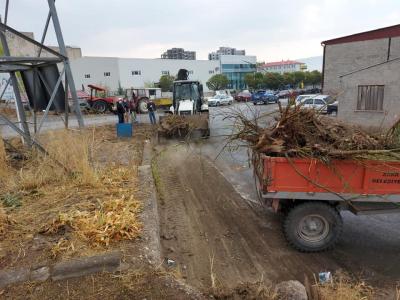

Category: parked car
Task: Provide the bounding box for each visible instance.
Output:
[301,95,333,114]
[276,89,291,98]
[235,90,252,102]
[207,94,233,106]
[295,94,319,105]
[252,90,278,105]
[327,100,338,115]
[305,87,322,94]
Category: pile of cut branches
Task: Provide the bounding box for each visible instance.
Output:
[228,104,400,162]
[158,115,195,136]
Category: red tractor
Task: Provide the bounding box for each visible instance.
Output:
[86,84,116,113]
[85,85,166,114]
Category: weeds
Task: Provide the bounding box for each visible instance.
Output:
[0,207,15,236]
[311,272,374,300]
[48,196,142,247]
[2,193,21,207]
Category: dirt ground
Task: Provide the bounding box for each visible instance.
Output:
[154,144,343,291]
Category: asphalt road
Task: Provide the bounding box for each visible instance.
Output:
[0,113,151,138]
[201,101,400,285]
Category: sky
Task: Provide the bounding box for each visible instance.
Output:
[4,0,400,62]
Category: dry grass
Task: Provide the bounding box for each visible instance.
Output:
[0,137,11,181]
[16,129,100,191]
[311,272,374,300]
[0,125,145,267]
[43,195,142,248]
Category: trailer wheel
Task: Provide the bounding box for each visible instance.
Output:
[92,100,108,113]
[283,202,343,252]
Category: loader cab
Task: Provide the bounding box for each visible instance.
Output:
[173,80,204,114]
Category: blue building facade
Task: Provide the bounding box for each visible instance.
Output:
[220,55,257,90]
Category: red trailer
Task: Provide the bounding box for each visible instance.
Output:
[258,156,400,252]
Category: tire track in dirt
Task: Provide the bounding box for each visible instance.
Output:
[155,145,340,290]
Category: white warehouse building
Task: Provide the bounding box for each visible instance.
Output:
[71,57,221,92]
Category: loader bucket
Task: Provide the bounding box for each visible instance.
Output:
[158,113,210,140]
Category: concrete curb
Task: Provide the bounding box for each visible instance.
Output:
[0,251,121,289]
[137,140,162,265]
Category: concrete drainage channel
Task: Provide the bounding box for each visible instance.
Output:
[0,140,162,290]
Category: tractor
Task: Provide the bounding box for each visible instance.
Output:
[86,84,115,113]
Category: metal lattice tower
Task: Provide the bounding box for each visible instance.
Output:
[0,0,84,149]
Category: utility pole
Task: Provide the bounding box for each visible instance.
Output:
[0,18,31,145]
[47,0,84,128]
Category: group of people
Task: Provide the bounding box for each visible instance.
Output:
[115,98,157,125]
[116,98,135,124]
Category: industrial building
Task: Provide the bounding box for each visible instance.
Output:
[259,60,307,74]
[161,48,196,60]
[71,57,220,92]
[70,53,257,93]
[322,24,400,128]
[208,47,246,60]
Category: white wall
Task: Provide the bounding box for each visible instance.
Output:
[70,57,220,92]
[117,58,220,90]
[71,57,120,92]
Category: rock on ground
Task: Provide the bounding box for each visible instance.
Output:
[275,280,308,300]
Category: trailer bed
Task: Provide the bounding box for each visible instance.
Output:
[261,156,400,202]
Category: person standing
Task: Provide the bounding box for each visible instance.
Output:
[123,98,130,122]
[147,100,157,125]
[116,99,126,123]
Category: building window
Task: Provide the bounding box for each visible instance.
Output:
[161,71,169,75]
[357,85,384,111]
[84,74,90,78]
[104,72,111,77]
[209,70,214,74]
[132,70,141,75]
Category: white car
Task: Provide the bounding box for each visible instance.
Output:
[207,94,233,106]
[301,95,333,114]
[295,94,318,105]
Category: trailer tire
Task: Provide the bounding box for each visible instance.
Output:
[283,202,343,252]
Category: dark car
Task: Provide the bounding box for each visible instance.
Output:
[305,87,322,94]
[235,91,252,102]
[252,90,278,105]
[327,100,338,115]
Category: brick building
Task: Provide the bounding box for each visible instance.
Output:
[322,24,400,128]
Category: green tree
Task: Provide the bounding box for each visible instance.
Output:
[206,74,229,91]
[263,72,284,90]
[117,80,124,95]
[144,81,156,88]
[244,72,264,90]
[309,70,322,87]
[158,75,175,92]
[244,73,257,90]
[292,71,306,87]
[282,72,296,87]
